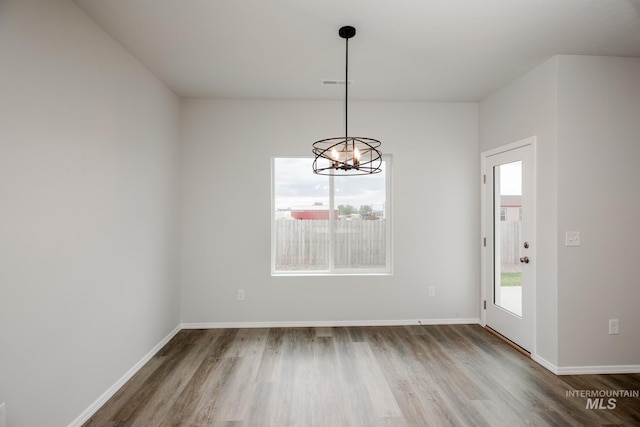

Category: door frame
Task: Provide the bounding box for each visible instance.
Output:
[480,136,537,354]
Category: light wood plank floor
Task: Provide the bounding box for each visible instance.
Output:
[84,325,640,426]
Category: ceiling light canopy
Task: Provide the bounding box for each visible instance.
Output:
[312,26,382,176]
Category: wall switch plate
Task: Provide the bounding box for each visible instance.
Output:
[237,289,245,301]
[427,286,436,298]
[609,319,619,335]
[565,231,581,247]
[0,402,6,427]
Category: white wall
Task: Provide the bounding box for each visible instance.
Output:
[557,56,640,368]
[480,55,640,371]
[479,58,559,366]
[0,1,181,426]
[180,99,479,324]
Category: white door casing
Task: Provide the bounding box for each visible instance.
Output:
[481,137,536,352]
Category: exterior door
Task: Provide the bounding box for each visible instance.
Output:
[482,138,535,352]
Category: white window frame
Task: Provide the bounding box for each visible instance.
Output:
[271,154,392,276]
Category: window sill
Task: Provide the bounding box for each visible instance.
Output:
[271,271,393,277]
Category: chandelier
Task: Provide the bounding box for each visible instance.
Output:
[312,26,382,176]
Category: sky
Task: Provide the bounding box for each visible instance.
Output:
[499,161,522,196]
[273,158,520,213]
[274,157,387,211]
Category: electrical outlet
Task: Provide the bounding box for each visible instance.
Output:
[609,319,619,335]
[427,286,436,298]
[565,231,581,247]
[237,289,245,301]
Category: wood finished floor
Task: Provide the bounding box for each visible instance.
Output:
[84,325,640,426]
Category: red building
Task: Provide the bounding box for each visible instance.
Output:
[290,207,338,220]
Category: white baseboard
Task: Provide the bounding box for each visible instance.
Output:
[532,354,640,375]
[180,318,481,329]
[68,325,181,427]
[556,364,640,375]
[532,354,560,374]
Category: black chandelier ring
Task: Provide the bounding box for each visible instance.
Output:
[313,136,382,175]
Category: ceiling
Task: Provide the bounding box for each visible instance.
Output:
[73,0,640,102]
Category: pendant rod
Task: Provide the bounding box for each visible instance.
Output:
[345,36,349,142]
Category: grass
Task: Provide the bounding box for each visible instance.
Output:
[500,272,522,287]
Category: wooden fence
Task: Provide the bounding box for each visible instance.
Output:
[500,221,521,265]
[274,220,386,270]
[274,219,519,269]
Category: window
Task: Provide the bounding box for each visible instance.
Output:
[272,156,391,275]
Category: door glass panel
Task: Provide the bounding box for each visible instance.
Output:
[493,161,522,317]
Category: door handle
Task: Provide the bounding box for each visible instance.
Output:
[519,256,530,264]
